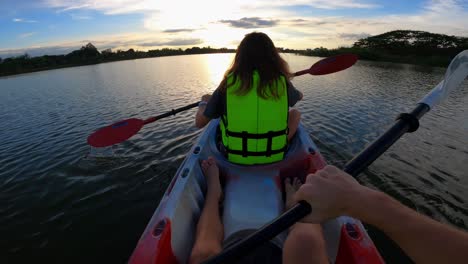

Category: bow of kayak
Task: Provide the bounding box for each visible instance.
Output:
[129,119,384,263]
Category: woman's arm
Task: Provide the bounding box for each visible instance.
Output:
[195,94,211,128]
[295,166,468,264]
[287,80,303,106]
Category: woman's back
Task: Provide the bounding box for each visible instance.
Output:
[195,32,303,165]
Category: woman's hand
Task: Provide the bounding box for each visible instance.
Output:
[195,93,212,128]
[294,165,373,223]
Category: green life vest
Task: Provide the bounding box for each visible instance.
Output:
[220,71,289,165]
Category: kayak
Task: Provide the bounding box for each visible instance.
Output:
[129,119,384,263]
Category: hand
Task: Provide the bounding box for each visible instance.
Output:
[294,165,372,223]
[201,94,211,102]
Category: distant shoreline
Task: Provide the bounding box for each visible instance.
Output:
[0,53,232,78]
[296,48,453,68]
[0,46,237,77]
[2,29,467,77]
[0,49,452,78]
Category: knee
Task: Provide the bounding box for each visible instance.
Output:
[289,109,301,121]
[288,225,325,247]
[189,244,222,264]
[284,225,328,264]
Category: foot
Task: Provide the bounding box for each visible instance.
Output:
[285,177,302,211]
[201,157,222,200]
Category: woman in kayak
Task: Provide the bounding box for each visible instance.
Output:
[195,31,303,166]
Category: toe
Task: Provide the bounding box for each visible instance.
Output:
[201,160,209,172]
[293,178,302,190]
[207,156,215,164]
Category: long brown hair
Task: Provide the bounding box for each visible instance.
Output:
[220,32,291,99]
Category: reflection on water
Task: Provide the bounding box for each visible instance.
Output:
[87,146,115,158]
[0,54,467,263]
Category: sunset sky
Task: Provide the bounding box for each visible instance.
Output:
[1,0,468,58]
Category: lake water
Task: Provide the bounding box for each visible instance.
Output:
[1,54,467,263]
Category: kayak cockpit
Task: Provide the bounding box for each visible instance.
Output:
[129,119,384,264]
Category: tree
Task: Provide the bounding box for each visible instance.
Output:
[353,30,468,55]
[101,48,112,54]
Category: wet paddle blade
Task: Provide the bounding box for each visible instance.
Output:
[309,53,358,75]
[419,50,468,109]
[87,118,145,147]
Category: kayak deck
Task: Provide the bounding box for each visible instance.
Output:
[129,119,384,263]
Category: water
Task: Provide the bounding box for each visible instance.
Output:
[1,54,467,263]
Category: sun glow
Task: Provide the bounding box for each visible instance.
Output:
[196,25,245,48]
[202,53,234,91]
[147,0,241,30]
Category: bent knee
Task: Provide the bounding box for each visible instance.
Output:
[289,224,325,245]
[289,109,301,121]
[189,245,222,264]
[289,108,300,116]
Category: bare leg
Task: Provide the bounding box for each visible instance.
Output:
[288,109,301,141]
[283,178,329,264]
[189,157,224,264]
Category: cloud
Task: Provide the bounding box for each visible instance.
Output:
[240,0,379,11]
[303,0,379,9]
[41,0,377,32]
[44,0,160,14]
[137,38,203,46]
[339,33,371,40]
[70,14,92,20]
[19,32,36,38]
[13,18,38,23]
[219,17,278,29]
[0,45,76,58]
[163,29,196,33]
[11,0,468,52]
[271,0,379,10]
[43,0,379,13]
[42,0,377,30]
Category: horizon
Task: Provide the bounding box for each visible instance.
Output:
[1,0,468,58]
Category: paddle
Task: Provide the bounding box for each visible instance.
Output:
[295,53,358,76]
[203,50,468,264]
[87,53,358,148]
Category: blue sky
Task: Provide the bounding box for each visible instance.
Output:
[1,0,467,58]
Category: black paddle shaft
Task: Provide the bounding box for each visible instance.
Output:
[344,103,429,176]
[203,103,430,264]
[143,101,200,124]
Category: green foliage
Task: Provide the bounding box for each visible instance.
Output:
[297,30,468,67]
[354,30,468,51]
[0,43,235,76]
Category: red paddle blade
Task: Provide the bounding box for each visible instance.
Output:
[87,118,145,147]
[309,54,358,75]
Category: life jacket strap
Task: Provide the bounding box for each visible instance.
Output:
[224,146,288,157]
[225,129,288,157]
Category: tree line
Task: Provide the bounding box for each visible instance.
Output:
[298,30,468,67]
[0,43,236,76]
[1,30,468,76]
